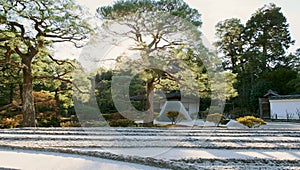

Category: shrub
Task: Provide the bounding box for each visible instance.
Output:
[36,111,60,127]
[237,116,266,128]
[102,114,112,120]
[33,91,57,112]
[109,119,135,127]
[206,113,225,126]
[227,107,250,119]
[1,117,20,128]
[60,121,81,127]
[166,111,180,125]
[102,112,137,127]
[110,112,125,120]
[102,112,126,121]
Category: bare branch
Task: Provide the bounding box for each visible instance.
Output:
[7,21,25,37]
[0,44,27,69]
[14,46,26,58]
[0,59,26,69]
[48,54,75,67]
[0,103,22,111]
[149,41,184,53]
[51,39,85,48]
[45,33,86,41]
[0,37,11,42]
[34,75,89,94]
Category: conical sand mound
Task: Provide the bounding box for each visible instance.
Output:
[156,101,192,122]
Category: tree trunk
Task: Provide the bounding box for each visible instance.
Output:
[19,83,23,104]
[262,30,268,72]
[9,83,14,103]
[54,87,60,115]
[22,57,35,127]
[143,78,155,127]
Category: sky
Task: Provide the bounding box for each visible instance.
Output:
[75,0,300,54]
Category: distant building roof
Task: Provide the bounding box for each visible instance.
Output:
[130,91,199,101]
[264,90,280,98]
[270,94,300,100]
[130,92,181,101]
[262,89,300,100]
[165,91,181,100]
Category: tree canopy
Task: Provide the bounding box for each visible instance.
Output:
[215,3,297,115]
[0,0,91,126]
[87,0,237,126]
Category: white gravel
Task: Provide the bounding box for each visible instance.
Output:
[0,122,300,169]
[0,148,165,170]
[81,147,300,160]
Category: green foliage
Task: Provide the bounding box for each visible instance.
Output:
[33,91,61,127]
[287,78,300,94]
[97,0,238,126]
[97,0,207,126]
[166,110,180,125]
[0,0,92,126]
[215,3,296,115]
[286,49,300,94]
[100,112,137,127]
[237,116,266,128]
[206,113,225,126]
[258,68,297,94]
[32,56,76,115]
[98,0,202,27]
[226,108,252,119]
[245,3,294,61]
[155,0,202,27]
[0,63,22,106]
[249,68,298,112]
[109,119,135,127]
[36,112,60,127]
[94,69,146,114]
[215,18,244,73]
[72,66,93,104]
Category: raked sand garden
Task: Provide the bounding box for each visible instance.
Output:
[0,121,300,170]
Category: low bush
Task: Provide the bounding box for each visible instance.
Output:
[60,121,81,127]
[111,112,125,120]
[102,112,126,121]
[237,116,266,128]
[36,111,60,127]
[109,119,135,127]
[102,114,112,120]
[101,112,138,127]
[1,117,20,128]
[166,111,180,125]
[206,113,225,126]
[227,108,255,119]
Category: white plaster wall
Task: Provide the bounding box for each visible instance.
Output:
[269,99,300,119]
[188,103,199,114]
